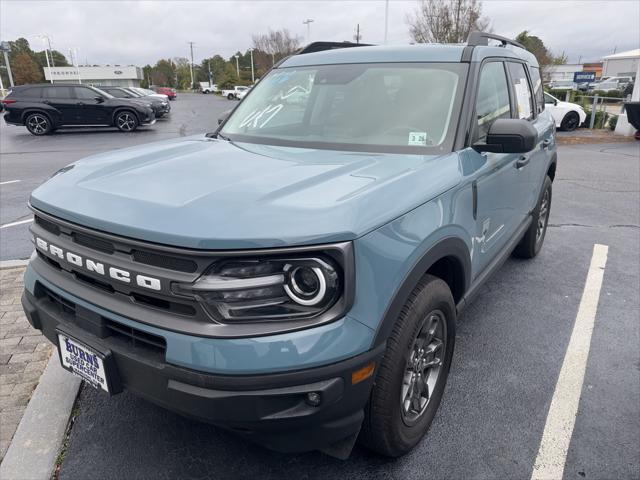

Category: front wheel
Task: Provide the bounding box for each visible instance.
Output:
[25,113,52,135]
[560,111,580,131]
[359,275,455,457]
[115,111,139,132]
[227,93,234,100]
[513,175,552,259]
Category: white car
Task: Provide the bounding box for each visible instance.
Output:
[235,88,251,100]
[544,92,587,131]
[129,87,169,101]
[221,86,249,100]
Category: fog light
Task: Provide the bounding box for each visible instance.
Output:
[306,392,322,407]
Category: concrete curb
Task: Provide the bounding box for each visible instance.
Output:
[0,259,29,269]
[0,353,81,480]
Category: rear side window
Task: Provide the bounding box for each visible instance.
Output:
[105,89,127,98]
[529,66,544,113]
[18,87,43,98]
[507,62,534,120]
[44,87,73,99]
[475,61,511,142]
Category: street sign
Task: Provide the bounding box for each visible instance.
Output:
[0,41,11,52]
[574,71,596,83]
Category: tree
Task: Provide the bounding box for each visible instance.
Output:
[407,0,491,44]
[252,29,301,64]
[151,59,176,87]
[515,31,567,80]
[12,52,43,84]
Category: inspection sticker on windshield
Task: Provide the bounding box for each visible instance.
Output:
[408,132,428,146]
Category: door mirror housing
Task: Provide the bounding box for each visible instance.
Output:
[473,119,537,154]
[94,96,105,103]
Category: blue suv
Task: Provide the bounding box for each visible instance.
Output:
[21,32,556,458]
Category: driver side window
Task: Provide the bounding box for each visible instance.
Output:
[475,62,511,142]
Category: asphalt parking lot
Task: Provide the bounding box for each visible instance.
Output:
[1,95,639,479]
[0,93,232,261]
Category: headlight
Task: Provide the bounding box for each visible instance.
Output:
[172,251,350,323]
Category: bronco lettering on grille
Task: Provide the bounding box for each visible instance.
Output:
[35,236,161,291]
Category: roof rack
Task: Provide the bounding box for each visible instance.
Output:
[297,41,374,55]
[466,31,525,50]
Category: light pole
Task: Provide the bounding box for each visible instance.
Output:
[384,0,389,44]
[0,41,13,88]
[303,19,314,43]
[36,35,54,83]
[69,48,81,84]
[188,41,195,90]
[234,54,240,78]
[248,48,255,84]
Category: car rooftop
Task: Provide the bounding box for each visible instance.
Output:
[282,39,537,68]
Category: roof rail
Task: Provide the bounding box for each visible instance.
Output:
[297,41,373,55]
[466,31,525,50]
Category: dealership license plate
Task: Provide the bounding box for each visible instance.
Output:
[58,334,109,393]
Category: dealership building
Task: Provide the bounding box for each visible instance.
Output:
[43,65,143,87]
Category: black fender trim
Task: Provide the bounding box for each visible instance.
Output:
[371,236,471,347]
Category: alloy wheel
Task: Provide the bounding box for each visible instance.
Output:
[27,115,49,134]
[117,113,136,131]
[401,310,446,426]
[536,187,550,243]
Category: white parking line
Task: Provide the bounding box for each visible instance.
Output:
[531,243,609,480]
[0,218,33,229]
[0,180,21,186]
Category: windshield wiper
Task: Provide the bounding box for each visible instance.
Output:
[206,131,231,141]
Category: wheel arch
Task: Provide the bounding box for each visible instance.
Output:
[547,152,557,182]
[371,236,471,347]
[112,107,140,125]
[21,109,56,126]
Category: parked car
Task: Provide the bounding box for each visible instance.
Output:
[99,86,170,118]
[153,86,177,100]
[22,32,556,458]
[543,92,587,131]
[199,82,219,94]
[2,84,155,135]
[221,85,249,100]
[235,87,251,100]
[547,80,577,91]
[128,87,169,101]
[588,76,633,93]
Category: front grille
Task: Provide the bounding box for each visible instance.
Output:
[73,232,115,254]
[132,250,198,273]
[35,216,61,235]
[38,283,166,356]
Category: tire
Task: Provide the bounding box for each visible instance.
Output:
[360,275,456,457]
[114,110,139,132]
[513,175,552,259]
[560,111,580,131]
[25,112,52,136]
[227,93,234,100]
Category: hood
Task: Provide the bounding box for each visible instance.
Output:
[556,100,584,110]
[31,135,461,249]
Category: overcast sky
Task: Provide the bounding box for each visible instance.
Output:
[2,0,638,66]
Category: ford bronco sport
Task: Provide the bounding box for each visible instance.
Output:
[22,32,556,458]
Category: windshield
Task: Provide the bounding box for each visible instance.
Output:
[220,62,466,154]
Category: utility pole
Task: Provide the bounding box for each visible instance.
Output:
[36,35,53,83]
[188,41,195,90]
[303,19,314,43]
[354,24,362,44]
[234,54,240,78]
[0,42,14,87]
[249,48,255,83]
[384,0,389,44]
[207,59,212,85]
[69,48,81,84]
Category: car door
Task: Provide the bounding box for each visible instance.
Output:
[43,86,78,124]
[519,64,555,207]
[72,86,109,125]
[464,60,530,276]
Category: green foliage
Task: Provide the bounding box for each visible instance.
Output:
[582,108,609,129]
[608,115,618,131]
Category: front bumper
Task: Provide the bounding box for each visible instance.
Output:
[21,285,383,453]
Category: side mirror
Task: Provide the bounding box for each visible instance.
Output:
[94,96,105,103]
[218,109,231,125]
[473,119,537,154]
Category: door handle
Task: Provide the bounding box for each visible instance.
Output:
[515,156,530,169]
